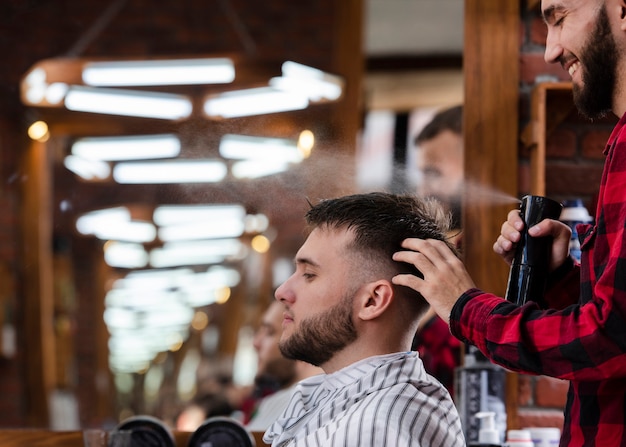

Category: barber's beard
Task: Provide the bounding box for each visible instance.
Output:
[573,6,616,120]
[279,293,357,367]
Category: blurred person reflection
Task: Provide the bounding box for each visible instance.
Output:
[175,391,234,431]
[411,104,464,396]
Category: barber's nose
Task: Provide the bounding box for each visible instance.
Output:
[544,28,563,65]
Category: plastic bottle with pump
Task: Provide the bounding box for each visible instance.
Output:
[468,412,501,447]
[454,345,507,444]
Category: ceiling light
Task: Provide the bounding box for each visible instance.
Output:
[149,239,245,268]
[203,87,308,118]
[158,220,245,242]
[64,155,111,180]
[76,207,156,243]
[153,204,246,226]
[103,241,149,269]
[93,221,157,243]
[270,61,344,101]
[82,58,235,86]
[155,204,247,242]
[71,134,181,161]
[231,160,290,179]
[113,160,227,184]
[76,207,131,233]
[65,86,193,120]
[219,134,305,163]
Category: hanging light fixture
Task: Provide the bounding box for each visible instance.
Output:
[82,57,235,86]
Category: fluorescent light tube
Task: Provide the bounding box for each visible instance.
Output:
[71,134,181,161]
[76,207,131,233]
[104,241,149,268]
[82,58,235,86]
[219,134,304,163]
[76,207,156,243]
[204,87,308,118]
[65,85,193,120]
[270,61,344,101]
[149,239,245,268]
[113,160,227,184]
[158,220,245,242]
[64,155,111,180]
[153,204,246,226]
[231,160,290,179]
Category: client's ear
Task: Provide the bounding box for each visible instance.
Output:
[357,280,394,321]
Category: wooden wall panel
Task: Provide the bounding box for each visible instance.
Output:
[463,0,521,430]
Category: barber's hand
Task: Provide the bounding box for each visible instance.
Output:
[493,208,572,271]
[392,238,476,325]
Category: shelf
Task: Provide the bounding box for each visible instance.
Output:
[520,82,574,195]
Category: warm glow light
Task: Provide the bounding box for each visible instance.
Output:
[251,234,271,253]
[191,312,209,331]
[204,87,308,118]
[215,287,231,304]
[65,86,193,120]
[27,120,50,142]
[297,130,315,158]
[72,134,181,161]
[113,160,227,184]
[82,58,236,86]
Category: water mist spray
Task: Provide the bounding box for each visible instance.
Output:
[504,195,563,306]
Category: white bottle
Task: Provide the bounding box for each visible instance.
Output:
[559,198,592,263]
[476,412,500,445]
[506,429,534,447]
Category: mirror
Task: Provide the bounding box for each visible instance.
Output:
[0,0,488,433]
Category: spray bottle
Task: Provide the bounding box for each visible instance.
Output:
[468,412,502,447]
[505,195,563,306]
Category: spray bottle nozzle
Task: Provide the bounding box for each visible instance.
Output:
[475,411,499,444]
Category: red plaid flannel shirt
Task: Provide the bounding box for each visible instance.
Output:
[450,112,626,446]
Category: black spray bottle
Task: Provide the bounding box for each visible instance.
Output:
[504,195,563,306]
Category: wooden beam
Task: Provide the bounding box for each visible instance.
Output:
[21,140,56,426]
[463,0,521,429]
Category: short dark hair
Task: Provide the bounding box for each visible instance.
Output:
[415,105,463,145]
[305,192,457,274]
[305,192,458,320]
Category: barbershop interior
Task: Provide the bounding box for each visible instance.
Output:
[0,0,615,446]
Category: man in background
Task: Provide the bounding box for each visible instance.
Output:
[412,104,463,396]
[414,104,464,230]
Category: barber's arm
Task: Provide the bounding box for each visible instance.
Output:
[392,208,573,324]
